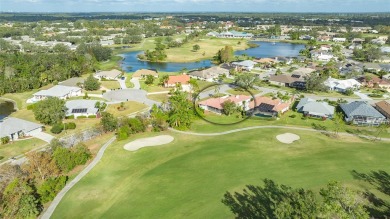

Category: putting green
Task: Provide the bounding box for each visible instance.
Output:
[52,128,390,219]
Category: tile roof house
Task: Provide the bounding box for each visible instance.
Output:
[164,75,191,92]
[248,96,290,117]
[296,98,335,119]
[29,85,82,103]
[375,100,390,121]
[65,100,100,119]
[268,74,306,89]
[324,77,361,93]
[340,101,387,126]
[188,66,229,82]
[198,95,251,114]
[132,69,158,79]
[0,117,43,141]
[95,69,122,80]
[232,60,257,71]
[357,76,390,91]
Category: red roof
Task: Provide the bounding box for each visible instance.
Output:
[166,75,190,85]
[249,96,290,112]
[199,95,251,110]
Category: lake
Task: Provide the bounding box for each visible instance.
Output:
[120,41,304,73]
[0,100,16,120]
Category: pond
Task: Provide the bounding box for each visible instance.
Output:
[0,100,16,120]
[120,41,304,73]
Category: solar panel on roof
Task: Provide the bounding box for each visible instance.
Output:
[71,108,87,113]
[258,103,274,112]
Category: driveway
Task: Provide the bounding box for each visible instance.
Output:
[31,131,55,143]
[197,84,234,99]
[103,89,160,106]
[118,78,127,89]
[354,91,372,100]
[130,78,141,89]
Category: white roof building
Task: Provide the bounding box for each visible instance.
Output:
[29,85,82,103]
[324,77,361,93]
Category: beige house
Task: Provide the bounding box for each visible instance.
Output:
[95,69,122,80]
[132,69,158,79]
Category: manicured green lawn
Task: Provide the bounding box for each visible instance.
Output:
[146,93,169,102]
[125,75,134,88]
[106,101,148,117]
[226,88,261,95]
[101,80,121,90]
[52,129,390,219]
[97,55,123,71]
[0,138,47,161]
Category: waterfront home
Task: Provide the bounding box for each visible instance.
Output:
[296,98,335,119]
[198,95,251,114]
[310,51,335,62]
[231,60,257,71]
[28,85,82,103]
[132,69,158,79]
[164,75,191,92]
[188,66,229,82]
[216,31,253,39]
[0,117,43,141]
[95,69,122,80]
[340,101,386,126]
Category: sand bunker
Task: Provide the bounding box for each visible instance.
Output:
[123,135,174,151]
[276,133,300,144]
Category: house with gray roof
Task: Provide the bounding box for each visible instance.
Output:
[188,66,229,82]
[0,117,43,141]
[296,98,335,119]
[340,101,387,126]
[65,100,100,119]
[28,85,82,103]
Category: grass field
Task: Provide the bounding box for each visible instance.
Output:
[146,93,169,102]
[106,101,148,117]
[165,37,248,62]
[97,55,123,71]
[0,138,46,161]
[226,88,261,95]
[100,80,121,90]
[52,129,390,219]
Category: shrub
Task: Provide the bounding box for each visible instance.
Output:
[65,122,76,130]
[88,115,97,118]
[289,114,296,118]
[1,136,10,145]
[0,156,4,160]
[50,124,64,134]
[66,115,75,119]
[77,116,87,119]
[26,103,37,110]
[37,176,68,203]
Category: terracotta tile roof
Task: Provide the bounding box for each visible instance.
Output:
[166,75,190,85]
[249,96,290,112]
[375,100,390,118]
[199,95,251,110]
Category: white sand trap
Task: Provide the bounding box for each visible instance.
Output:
[123,135,174,151]
[276,133,300,144]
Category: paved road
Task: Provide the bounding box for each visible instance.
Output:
[130,77,141,89]
[168,126,390,141]
[198,84,236,99]
[31,132,55,143]
[354,91,372,100]
[41,136,116,219]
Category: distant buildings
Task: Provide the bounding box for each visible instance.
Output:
[231,60,257,71]
[198,95,251,114]
[188,66,229,82]
[207,31,253,39]
[95,69,122,80]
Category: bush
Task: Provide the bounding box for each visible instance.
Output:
[77,116,86,119]
[289,114,297,118]
[37,176,68,203]
[26,103,37,110]
[1,136,10,145]
[88,115,97,118]
[50,124,64,134]
[65,122,76,130]
[0,156,4,160]
[66,115,75,119]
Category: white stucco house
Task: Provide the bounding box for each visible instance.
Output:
[28,85,82,103]
[324,77,361,93]
[65,100,100,118]
[0,117,43,141]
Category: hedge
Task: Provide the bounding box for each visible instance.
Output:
[88,115,97,118]
[51,124,64,134]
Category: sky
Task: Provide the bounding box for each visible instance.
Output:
[1,0,390,13]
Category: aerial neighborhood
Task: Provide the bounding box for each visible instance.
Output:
[0,11,390,219]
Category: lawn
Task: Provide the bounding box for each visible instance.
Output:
[100,80,121,90]
[125,75,134,88]
[140,80,171,93]
[0,138,47,161]
[52,129,390,219]
[165,37,248,62]
[146,93,169,102]
[106,101,148,117]
[226,88,261,96]
[97,55,123,71]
